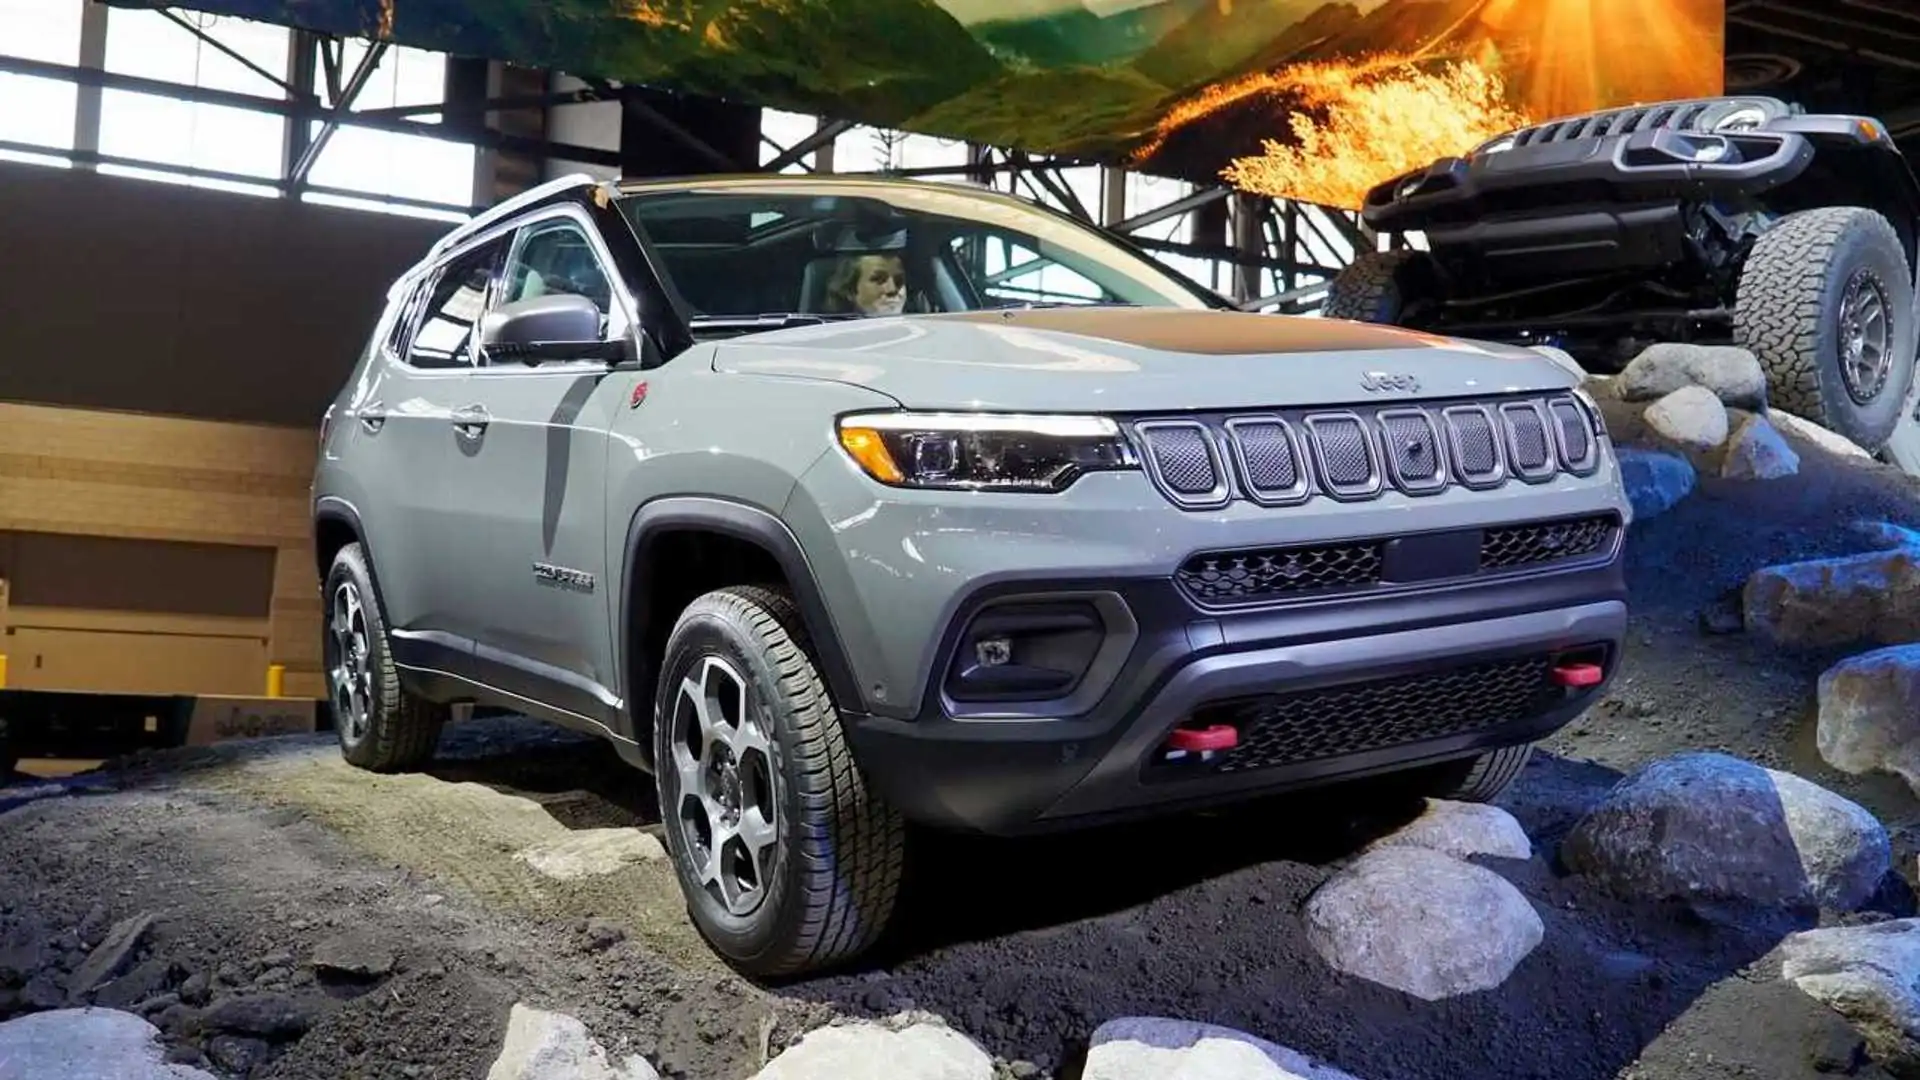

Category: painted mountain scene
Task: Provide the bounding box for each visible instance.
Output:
[164,0,1726,207]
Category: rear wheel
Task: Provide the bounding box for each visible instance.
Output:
[653,585,905,979]
[1322,249,1431,324]
[323,543,447,772]
[1735,206,1917,450]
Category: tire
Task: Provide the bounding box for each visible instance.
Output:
[322,543,447,772]
[1734,206,1918,450]
[1423,744,1534,804]
[1322,249,1428,324]
[652,585,905,979]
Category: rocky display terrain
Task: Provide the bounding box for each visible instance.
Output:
[6,342,1920,1080]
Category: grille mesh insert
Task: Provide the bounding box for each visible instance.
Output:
[1310,417,1374,489]
[1201,655,1558,774]
[1232,421,1300,494]
[1481,515,1617,571]
[1143,424,1218,496]
[1177,543,1383,603]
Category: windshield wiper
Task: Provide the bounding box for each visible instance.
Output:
[687,312,867,335]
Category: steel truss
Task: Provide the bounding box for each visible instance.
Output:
[3,4,1372,304]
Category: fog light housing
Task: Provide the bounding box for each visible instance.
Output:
[946,601,1105,703]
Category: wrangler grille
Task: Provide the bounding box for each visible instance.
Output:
[1130,392,1602,510]
[1507,97,1778,147]
[1198,655,1560,774]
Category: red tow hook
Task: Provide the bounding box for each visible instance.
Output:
[1160,723,1239,766]
[1551,662,1605,689]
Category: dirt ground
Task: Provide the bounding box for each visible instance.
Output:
[5,404,1920,1080]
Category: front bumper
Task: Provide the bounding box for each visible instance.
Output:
[841,556,1627,835]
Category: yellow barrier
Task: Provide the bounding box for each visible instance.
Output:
[265,663,285,699]
[0,654,7,690]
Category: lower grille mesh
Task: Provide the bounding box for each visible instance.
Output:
[1481,515,1616,571]
[1201,655,1558,774]
[1178,542,1383,603]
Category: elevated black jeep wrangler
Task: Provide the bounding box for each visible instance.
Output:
[1329,96,1920,451]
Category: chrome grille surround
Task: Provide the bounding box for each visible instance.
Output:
[1129,392,1603,510]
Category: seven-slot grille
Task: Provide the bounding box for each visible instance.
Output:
[1188,654,1563,775]
[1132,392,1600,511]
[1505,97,1776,146]
[1175,512,1619,606]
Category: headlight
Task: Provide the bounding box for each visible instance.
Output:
[836,412,1137,492]
[1476,134,1517,156]
[1713,105,1768,132]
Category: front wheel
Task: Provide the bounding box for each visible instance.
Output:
[653,585,905,979]
[1735,206,1918,451]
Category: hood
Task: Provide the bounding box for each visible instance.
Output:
[710,307,1577,413]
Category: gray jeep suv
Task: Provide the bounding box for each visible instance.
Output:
[313,173,1631,977]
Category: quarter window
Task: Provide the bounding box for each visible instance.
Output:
[406,237,508,369]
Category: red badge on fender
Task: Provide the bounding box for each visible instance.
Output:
[629,381,649,408]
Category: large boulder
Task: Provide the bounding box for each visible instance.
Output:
[1617,343,1769,410]
[1615,447,1697,522]
[751,1016,993,1080]
[0,1008,217,1080]
[1366,799,1531,861]
[1560,752,1890,912]
[1818,644,1920,796]
[1778,920,1920,1075]
[1644,385,1731,451]
[1721,413,1801,480]
[1302,846,1542,1001]
[1744,550,1920,650]
[1084,1018,1362,1080]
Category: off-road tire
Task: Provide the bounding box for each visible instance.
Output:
[1322,249,1428,324]
[324,543,447,772]
[653,585,905,979]
[1424,744,1534,803]
[1734,206,1917,450]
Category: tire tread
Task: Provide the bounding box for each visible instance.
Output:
[1323,249,1419,323]
[329,543,446,773]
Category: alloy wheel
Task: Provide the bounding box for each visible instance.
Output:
[669,655,780,917]
[1839,268,1893,405]
[328,581,374,744]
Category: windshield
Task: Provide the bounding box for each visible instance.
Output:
[613,181,1222,326]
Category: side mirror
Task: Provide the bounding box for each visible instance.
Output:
[481,294,629,364]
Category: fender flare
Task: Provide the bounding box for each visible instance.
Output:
[312,495,388,601]
[618,497,867,734]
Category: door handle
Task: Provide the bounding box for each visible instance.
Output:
[358,401,388,434]
[451,404,491,439]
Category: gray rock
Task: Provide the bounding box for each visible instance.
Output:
[1644,385,1731,451]
[1617,342,1768,410]
[1561,752,1889,911]
[1773,410,1876,460]
[20,973,63,1011]
[486,1004,660,1080]
[0,1007,218,1079]
[514,829,667,881]
[310,932,395,980]
[1366,799,1531,861]
[1615,447,1697,521]
[206,1035,270,1075]
[66,913,153,1003]
[1722,414,1801,480]
[1853,520,1920,551]
[177,973,210,1007]
[1085,1018,1361,1080]
[199,992,318,1039]
[1778,919,1920,1074]
[94,960,174,1010]
[1744,549,1920,650]
[751,1016,993,1080]
[1302,846,1542,1001]
[1818,644,1920,796]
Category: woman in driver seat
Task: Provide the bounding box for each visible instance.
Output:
[824,253,908,316]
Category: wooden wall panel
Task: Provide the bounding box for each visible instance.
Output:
[0,402,321,698]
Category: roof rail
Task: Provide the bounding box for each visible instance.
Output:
[427,172,606,257]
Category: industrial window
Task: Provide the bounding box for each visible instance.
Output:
[98,8,287,195]
[299,39,476,220]
[0,0,83,165]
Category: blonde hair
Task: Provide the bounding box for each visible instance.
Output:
[824,253,903,313]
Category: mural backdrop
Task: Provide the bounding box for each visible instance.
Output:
[166,0,1727,209]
